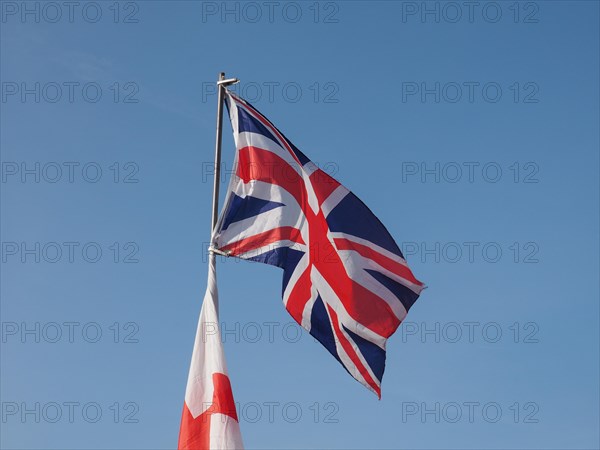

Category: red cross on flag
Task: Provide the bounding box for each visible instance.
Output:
[178,256,244,450]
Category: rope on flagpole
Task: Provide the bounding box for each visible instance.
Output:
[208,247,231,257]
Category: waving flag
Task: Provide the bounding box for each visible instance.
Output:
[214,92,425,398]
[178,256,244,450]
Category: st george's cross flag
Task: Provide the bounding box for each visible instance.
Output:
[178,255,244,450]
[212,91,426,398]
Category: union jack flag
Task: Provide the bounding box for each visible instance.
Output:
[214,92,425,397]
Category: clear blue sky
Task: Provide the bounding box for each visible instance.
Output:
[1,1,598,449]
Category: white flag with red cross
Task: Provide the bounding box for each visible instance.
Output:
[178,256,244,450]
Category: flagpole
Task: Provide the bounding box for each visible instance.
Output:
[210,72,239,239]
[207,72,239,314]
